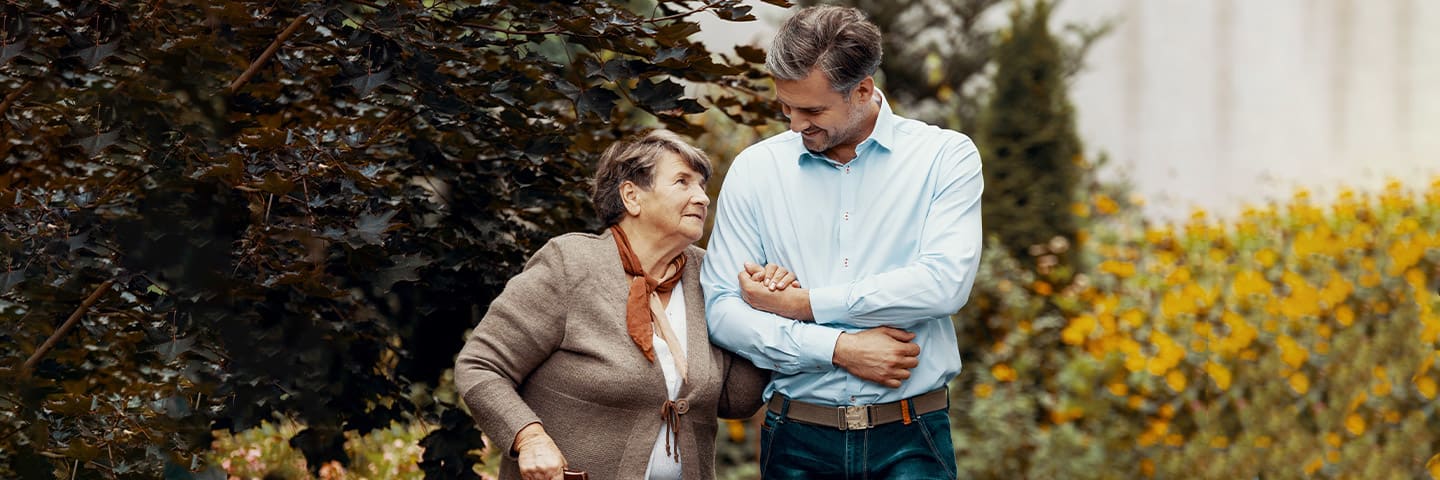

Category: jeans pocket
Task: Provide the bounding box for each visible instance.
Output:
[760,411,782,473]
[916,411,958,480]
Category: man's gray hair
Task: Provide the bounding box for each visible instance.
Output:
[591,130,712,227]
[766,5,883,93]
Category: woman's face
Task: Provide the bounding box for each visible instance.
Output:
[630,151,710,243]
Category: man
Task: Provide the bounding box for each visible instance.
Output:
[700,5,984,479]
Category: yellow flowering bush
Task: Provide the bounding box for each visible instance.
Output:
[952,178,1440,479]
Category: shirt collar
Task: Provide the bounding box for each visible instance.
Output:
[797,89,897,165]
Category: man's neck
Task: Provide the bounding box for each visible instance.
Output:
[823,94,883,165]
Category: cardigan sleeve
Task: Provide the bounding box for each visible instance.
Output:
[454,238,571,457]
[716,350,770,419]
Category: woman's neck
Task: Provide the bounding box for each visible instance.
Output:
[615,223,687,278]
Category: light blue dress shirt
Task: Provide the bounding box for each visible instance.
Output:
[701,93,984,406]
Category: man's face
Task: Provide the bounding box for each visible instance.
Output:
[773,69,869,155]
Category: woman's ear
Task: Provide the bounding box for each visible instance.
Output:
[620,181,642,216]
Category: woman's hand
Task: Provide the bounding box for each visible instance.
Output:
[744,262,801,291]
[514,423,567,480]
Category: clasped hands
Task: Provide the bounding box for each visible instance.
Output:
[737,262,920,389]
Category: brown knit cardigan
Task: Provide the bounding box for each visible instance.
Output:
[454,230,769,480]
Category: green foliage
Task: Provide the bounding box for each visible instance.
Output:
[979,0,1085,273]
[0,1,775,477]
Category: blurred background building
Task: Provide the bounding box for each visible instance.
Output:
[697,0,1440,220]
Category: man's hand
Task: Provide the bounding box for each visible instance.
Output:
[514,423,567,480]
[832,327,920,388]
[738,262,812,320]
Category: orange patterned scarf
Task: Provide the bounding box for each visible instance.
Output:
[610,226,688,384]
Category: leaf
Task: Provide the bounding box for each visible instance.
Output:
[352,209,398,245]
[1,38,26,64]
[153,336,196,362]
[632,78,685,112]
[653,47,689,66]
[70,130,121,156]
[655,22,701,45]
[258,172,296,195]
[715,5,756,22]
[347,68,392,96]
[0,269,23,294]
[374,254,431,291]
[576,87,619,119]
[69,41,120,68]
[760,0,794,7]
[734,45,767,64]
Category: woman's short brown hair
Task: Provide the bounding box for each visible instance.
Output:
[591,130,713,227]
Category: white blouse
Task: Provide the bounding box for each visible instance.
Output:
[644,279,687,480]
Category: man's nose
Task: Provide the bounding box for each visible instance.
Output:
[787,112,809,133]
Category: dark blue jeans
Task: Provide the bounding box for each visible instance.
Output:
[759,402,958,479]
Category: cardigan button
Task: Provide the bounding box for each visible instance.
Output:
[675,399,689,414]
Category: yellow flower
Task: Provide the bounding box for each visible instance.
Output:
[992,364,1017,382]
[1099,260,1136,279]
[1335,305,1355,327]
[1164,433,1184,446]
[1304,457,1323,475]
[1204,362,1232,390]
[975,383,994,399]
[1254,435,1272,448]
[1061,314,1096,346]
[1210,436,1229,449]
[1388,238,1425,276]
[1417,376,1437,400]
[1325,432,1342,447]
[1108,382,1129,396]
[1071,202,1091,218]
[1255,248,1279,268]
[1277,335,1308,368]
[1373,366,1393,396]
[1289,372,1311,394]
[1231,270,1271,298]
[1428,452,1440,480]
[1166,370,1187,392]
[1141,458,1155,477]
[1095,194,1119,215]
[1345,414,1366,436]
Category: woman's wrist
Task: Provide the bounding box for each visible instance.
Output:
[513,422,547,454]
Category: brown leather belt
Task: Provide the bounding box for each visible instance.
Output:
[766,388,948,430]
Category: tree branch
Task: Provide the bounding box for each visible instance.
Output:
[22,279,115,375]
[228,13,310,94]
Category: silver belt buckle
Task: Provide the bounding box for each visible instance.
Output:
[839,405,872,430]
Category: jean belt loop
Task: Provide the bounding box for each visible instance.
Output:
[780,395,791,418]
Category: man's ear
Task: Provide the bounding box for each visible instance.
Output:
[620,181,642,216]
[851,76,875,104]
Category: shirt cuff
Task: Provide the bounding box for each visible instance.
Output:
[809,285,850,325]
[796,324,843,371]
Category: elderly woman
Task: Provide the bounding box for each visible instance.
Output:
[454,130,777,480]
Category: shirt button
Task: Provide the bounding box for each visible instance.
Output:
[843,211,850,221]
[843,257,849,268]
[850,396,857,403]
[844,166,851,174]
